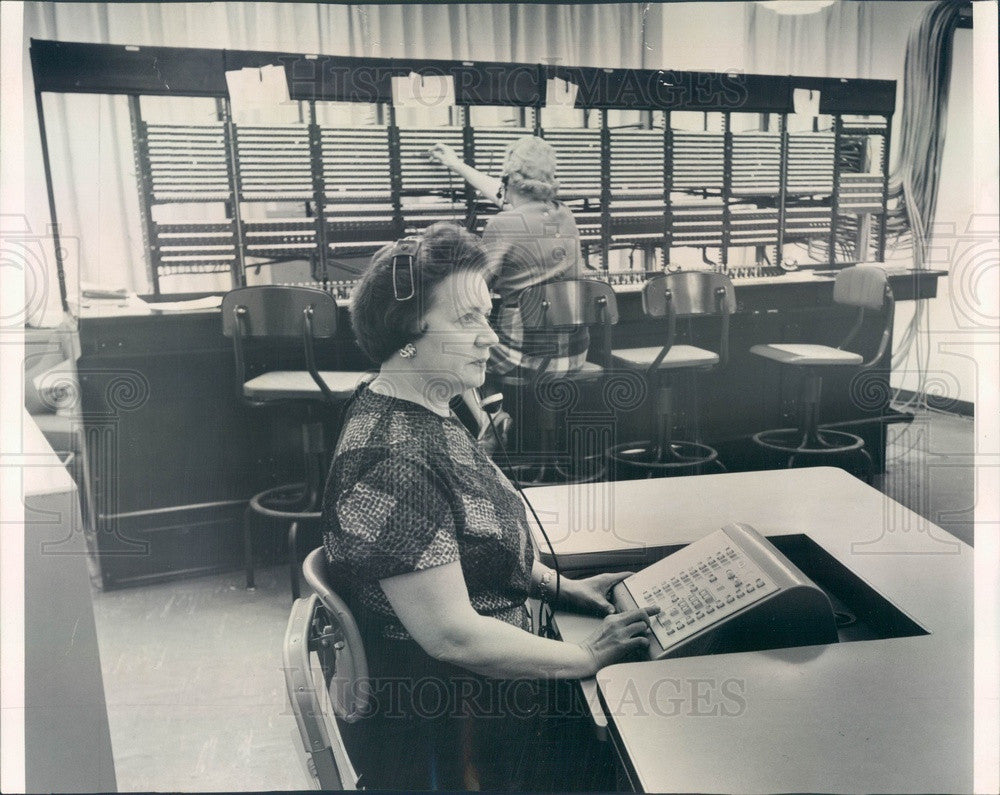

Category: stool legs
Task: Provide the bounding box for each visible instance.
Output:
[244,502,256,590]
[796,372,824,450]
[609,372,722,478]
[753,368,872,482]
[652,383,673,462]
[243,419,327,598]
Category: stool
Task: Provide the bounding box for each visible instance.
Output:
[608,271,735,477]
[222,286,364,599]
[750,265,894,481]
[497,279,619,485]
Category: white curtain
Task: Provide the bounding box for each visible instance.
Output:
[23,2,656,302]
[744,0,875,77]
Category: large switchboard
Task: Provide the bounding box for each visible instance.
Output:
[31,39,895,297]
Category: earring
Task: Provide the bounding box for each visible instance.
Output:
[398,343,417,359]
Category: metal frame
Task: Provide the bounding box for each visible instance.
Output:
[283,594,361,791]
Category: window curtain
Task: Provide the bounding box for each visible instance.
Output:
[744,0,875,77]
[23,2,658,304]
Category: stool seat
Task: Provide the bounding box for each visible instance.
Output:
[750,344,863,366]
[244,370,365,401]
[748,265,894,483]
[498,360,605,387]
[613,345,720,370]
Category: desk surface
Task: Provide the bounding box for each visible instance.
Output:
[71,267,944,317]
[523,468,972,793]
[21,409,118,792]
[22,407,76,496]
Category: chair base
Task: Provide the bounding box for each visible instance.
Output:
[245,482,321,600]
[609,440,723,479]
[751,427,874,482]
[505,452,607,488]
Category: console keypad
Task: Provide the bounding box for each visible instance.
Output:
[624,529,779,650]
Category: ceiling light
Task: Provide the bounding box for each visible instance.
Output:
[757,1,836,15]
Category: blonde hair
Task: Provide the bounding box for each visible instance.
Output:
[500,135,559,202]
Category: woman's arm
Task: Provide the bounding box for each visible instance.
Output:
[380,560,655,680]
[530,559,630,616]
[428,142,504,207]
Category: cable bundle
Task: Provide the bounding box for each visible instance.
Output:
[886,0,966,407]
[886,0,965,266]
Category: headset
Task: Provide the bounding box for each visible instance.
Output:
[390,236,422,301]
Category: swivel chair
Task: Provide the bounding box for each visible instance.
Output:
[608,271,736,477]
[498,279,619,485]
[222,286,363,598]
[284,547,369,790]
[749,265,894,480]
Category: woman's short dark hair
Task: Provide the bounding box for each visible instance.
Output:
[350,222,490,365]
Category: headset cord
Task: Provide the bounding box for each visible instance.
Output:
[484,406,562,638]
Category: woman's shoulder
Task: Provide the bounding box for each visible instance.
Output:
[485,200,577,233]
[339,390,447,462]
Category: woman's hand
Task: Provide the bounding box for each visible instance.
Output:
[428,142,462,169]
[559,571,634,616]
[578,606,659,673]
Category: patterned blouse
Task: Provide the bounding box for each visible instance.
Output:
[322,385,535,640]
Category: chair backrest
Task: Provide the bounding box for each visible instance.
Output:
[283,593,361,790]
[283,547,371,790]
[221,286,338,339]
[832,265,894,367]
[640,271,736,370]
[514,278,619,329]
[641,271,737,318]
[833,265,889,310]
[301,547,370,721]
[220,286,340,407]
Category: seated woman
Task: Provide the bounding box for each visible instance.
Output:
[428,135,590,385]
[322,222,655,790]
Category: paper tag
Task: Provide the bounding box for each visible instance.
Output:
[793,88,821,116]
[225,65,291,121]
[258,64,291,103]
[391,72,456,108]
[546,77,578,108]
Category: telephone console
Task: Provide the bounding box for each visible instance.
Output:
[612,523,838,660]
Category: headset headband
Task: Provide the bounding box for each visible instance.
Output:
[390,236,422,301]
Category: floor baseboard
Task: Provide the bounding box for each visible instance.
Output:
[893,389,974,417]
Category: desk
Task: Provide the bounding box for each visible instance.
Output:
[22,409,117,792]
[524,467,972,793]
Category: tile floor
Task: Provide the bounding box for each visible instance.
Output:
[90,406,977,791]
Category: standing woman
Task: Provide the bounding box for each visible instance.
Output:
[428,136,590,386]
[322,222,654,790]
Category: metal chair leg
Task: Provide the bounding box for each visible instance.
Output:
[244,502,256,590]
[289,520,300,601]
[859,447,875,485]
